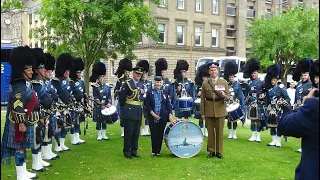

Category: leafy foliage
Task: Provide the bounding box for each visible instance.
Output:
[248,5,319,83]
[30,0,160,91]
[1,0,24,12]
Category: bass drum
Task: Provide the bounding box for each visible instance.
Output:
[164,120,203,158]
[101,105,118,124]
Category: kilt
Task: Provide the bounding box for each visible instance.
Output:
[246,103,266,121]
[6,120,35,150]
[49,116,57,134]
[93,106,103,123]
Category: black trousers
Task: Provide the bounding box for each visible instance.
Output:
[123,119,141,155]
[149,122,166,154]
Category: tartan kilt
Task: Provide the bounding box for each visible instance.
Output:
[257,104,266,121]
[49,116,57,134]
[93,106,103,123]
[116,103,121,117]
[6,120,35,150]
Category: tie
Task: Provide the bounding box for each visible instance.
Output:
[213,79,216,84]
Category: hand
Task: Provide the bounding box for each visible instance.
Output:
[177,85,182,91]
[197,91,201,97]
[201,115,205,120]
[220,91,225,97]
[169,115,174,123]
[153,114,161,121]
[302,88,318,104]
[107,104,112,108]
[102,106,106,110]
[18,123,26,133]
[39,118,45,124]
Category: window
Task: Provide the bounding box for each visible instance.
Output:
[196,0,202,12]
[212,0,218,14]
[247,6,255,19]
[265,0,272,3]
[265,9,272,19]
[110,61,115,76]
[35,42,39,48]
[177,25,185,45]
[194,27,202,46]
[138,33,143,44]
[226,25,235,30]
[211,29,218,47]
[159,0,166,7]
[41,41,44,49]
[178,0,184,9]
[29,14,32,24]
[34,13,39,22]
[226,29,236,38]
[227,4,236,16]
[158,24,166,43]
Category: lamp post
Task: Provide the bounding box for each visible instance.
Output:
[190,33,194,79]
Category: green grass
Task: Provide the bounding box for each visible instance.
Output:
[1,111,301,180]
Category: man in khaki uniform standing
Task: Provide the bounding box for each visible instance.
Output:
[200,64,230,159]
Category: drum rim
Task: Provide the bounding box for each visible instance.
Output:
[178,97,193,100]
[101,106,117,116]
[165,119,203,158]
[226,103,240,112]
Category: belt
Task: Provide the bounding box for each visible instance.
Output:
[205,98,223,102]
[125,100,143,106]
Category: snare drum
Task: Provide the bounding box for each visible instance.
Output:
[226,103,244,121]
[164,120,203,158]
[177,97,193,112]
[194,99,201,119]
[101,105,118,124]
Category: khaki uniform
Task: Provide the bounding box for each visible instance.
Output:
[200,78,230,153]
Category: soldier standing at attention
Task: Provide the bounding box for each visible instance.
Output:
[119,65,144,159]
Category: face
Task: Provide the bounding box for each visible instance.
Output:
[302,73,309,82]
[314,76,319,85]
[97,76,104,83]
[154,80,163,89]
[229,75,235,83]
[77,71,83,79]
[271,78,278,86]
[133,72,142,81]
[209,68,218,78]
[124,71,130,78]
[181,71,187,78]
[23,68,33,80]
[64,70,70,78]
[202,76,208,82]
[44,70,53,79]
[37,68,46,79]
[162,71,167,78]
[142,72,147,80]
[290,83,295,89]
[251,71,258,79]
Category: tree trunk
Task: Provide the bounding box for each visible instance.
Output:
[84,63,90,95]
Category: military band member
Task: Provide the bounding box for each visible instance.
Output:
[119,66,144,158]
[90,62,112,141]
[171,60,195,119]
[155,58,170,95]
[1,46,39,179]
[136,60,152,136]
[264,65,291,148]
[145,76,173,157]
[51,53,73,152]
[69,57,86,144]
[201,63,230,159]
[194,63,210,137]
[30,48,52,170]
[244,58,266,143]
[292,58,313,153]
[43,53,60,159]
[309,59,319,97]
[114,58,132,138]
[223,61,246,139]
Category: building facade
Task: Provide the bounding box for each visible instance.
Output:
[1,0,318,85]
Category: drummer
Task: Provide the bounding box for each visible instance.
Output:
[223,61,246,139]
[194,63,210,137]
[265,64,291,148]
[171,60,195,119]
[145,76,173,157]
[90,62,112,141]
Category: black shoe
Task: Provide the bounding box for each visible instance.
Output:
[216,153,223,159]
[131,154,141,158]
[124,154,133,159]
[151,153,156,157]
[207,152,215,158]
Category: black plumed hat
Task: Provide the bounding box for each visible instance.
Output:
[265,64,281,89]
[243,58,260,79]
[310,59,319,87]
[70,57,85,81]
[155,58,168,76]
[90,62,106,82]
[136,60,150,73]
[44,53,55,71]
[195,63,210,86]
[115,58,132,78]
[9,46,35,82]
[223,61,238,81]
[33,48,46,69]
[293,58,313,82]
[55,53,73,77]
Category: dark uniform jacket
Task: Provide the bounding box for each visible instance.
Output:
[119,79,143,121]
[51,77,71,105]
[114,77,129,100]
[278,97,319,180]
[294,80,312,104]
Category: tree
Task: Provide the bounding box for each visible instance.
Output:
[1,0,24,12]
[30,0,160,93]
[248,5,319,84]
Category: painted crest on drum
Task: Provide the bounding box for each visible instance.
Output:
[164,120,203,158]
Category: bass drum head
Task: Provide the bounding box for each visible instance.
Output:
[194,98,201,104]
[101,106,117,116]
[164,120,203,158]
[227,103,240,112]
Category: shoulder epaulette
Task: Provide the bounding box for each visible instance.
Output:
[171,79,176,83]
[30,79,40,84]
[90,82,99,87]
[52,77,59,81]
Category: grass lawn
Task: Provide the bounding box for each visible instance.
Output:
[1,111,301,180]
